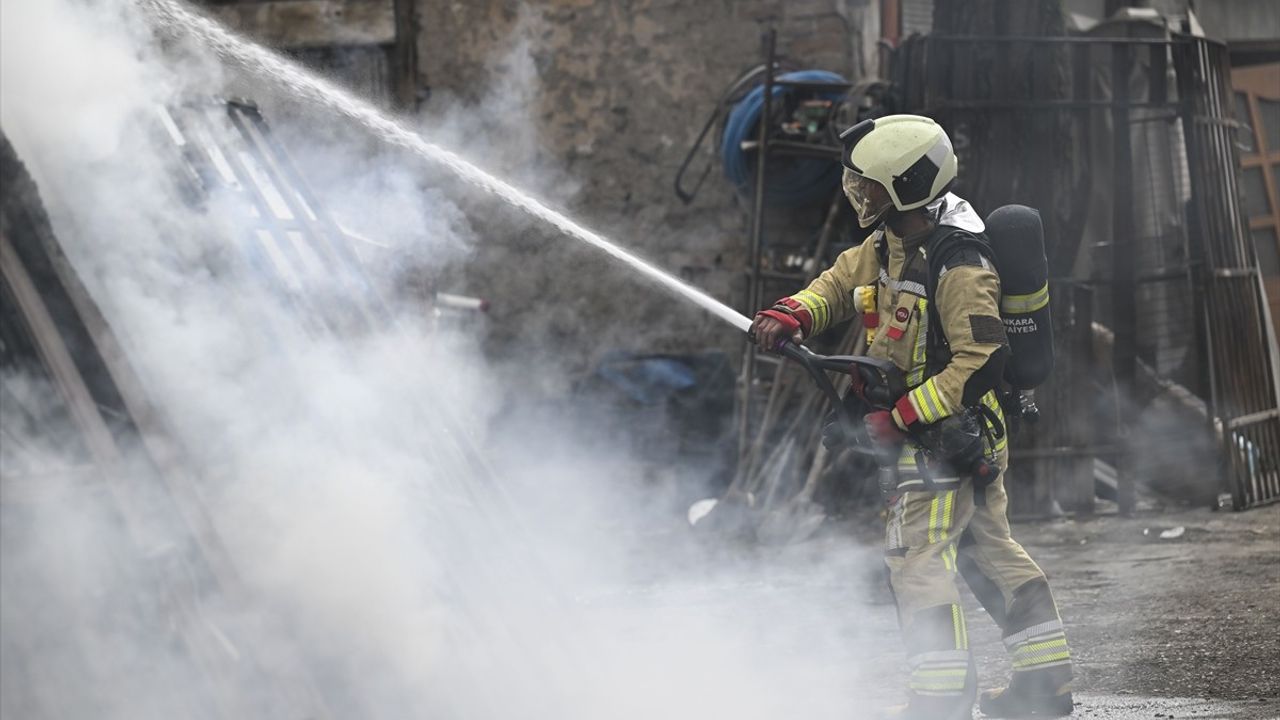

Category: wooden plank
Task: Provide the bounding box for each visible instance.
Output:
[0,234,121,469]
[3,127,333,719]
[207,0,395,49]
[392,0,418,110]
[1,466,101,506]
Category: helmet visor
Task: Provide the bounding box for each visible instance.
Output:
[842,169,892,228]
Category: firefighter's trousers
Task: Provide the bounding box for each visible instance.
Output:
[884,459,1074,710]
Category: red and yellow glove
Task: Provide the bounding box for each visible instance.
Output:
[750,298,810,352]
[863,409,908,448]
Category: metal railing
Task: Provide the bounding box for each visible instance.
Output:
[1174,38,1280,509]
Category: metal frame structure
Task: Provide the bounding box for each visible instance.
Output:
[0,99,495,715]
[201,0,420,111]
[0,131,331,718]
[892,29,1280,512]
[736,30,854,465]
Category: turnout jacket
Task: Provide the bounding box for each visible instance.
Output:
[772,194,1009,484]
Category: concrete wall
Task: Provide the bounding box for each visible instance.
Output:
[413,0,874,375]
[1192,0,1280,43]
[197,0,876,386]
[1062,0,1280,42]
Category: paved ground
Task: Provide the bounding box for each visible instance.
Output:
[860,501,1280,718]
[509,426,1280,720]
[990,503,1280,718]
[1068,693,1278,719]
[597,499,1280,719]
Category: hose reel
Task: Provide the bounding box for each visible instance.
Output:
[674,66,896,208]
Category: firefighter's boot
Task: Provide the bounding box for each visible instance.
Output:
[978,667,1073,718]
[980,578,1074,718]
[878,687,976,720]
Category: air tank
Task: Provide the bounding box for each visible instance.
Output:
[985,205,1054,390]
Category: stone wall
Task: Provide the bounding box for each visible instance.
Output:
[196,0,876,384]
[414,0,875,374]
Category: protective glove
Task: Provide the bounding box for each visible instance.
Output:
[863,409,908,448]
[750,309,802,353]
[822,392,874,450]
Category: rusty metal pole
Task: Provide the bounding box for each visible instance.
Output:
[879,0,901,77]
[1111,42,1138,516]
[749,29,776,318]
[738,29,777,463]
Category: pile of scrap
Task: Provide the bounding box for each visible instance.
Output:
[1,100,497,718]
[699,192,878,544]
[1,125,333,719]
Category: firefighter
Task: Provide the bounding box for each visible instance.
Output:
[750,115,1074,719]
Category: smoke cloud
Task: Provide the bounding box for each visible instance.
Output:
[0,1,894,718]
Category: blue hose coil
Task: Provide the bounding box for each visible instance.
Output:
[721,70,847,208]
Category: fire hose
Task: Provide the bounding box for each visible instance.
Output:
[765,337,1005,504]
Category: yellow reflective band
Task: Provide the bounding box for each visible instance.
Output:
[910,680,967,691]
[794,290,829,334]
[911,380,943,424]
[981,390,1001,413]
[952,605,964,650]
[928,496,941,544]
[942,491,954,539]
[813,291,830,330]
[929,380,946,417]
[793,292,816,329]
[1015,637,1069,656]
[912,667,968,682]
[913,666,969,675]
[1001,283,1050,314]
[1013,651,1072,669]
[1012,638,1070,668]
[862,285,878,344]
[908,298,929,385]
[916,661,962,671]
[913,378,946,423]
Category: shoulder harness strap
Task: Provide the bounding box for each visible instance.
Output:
[922,226,997,378]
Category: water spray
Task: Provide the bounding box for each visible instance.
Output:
[139,0,752,334]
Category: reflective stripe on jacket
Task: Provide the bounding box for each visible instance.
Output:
[774,210,1008,474]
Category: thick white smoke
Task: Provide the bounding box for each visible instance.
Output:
[0,1,897,718]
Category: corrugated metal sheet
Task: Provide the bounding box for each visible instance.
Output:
[901,0,933,37]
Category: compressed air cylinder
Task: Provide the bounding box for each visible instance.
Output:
[985,205,1054,390]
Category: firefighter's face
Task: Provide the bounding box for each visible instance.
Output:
[843,168,893,228]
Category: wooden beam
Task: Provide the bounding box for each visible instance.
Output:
[0,233,122,469]
[5,194,249,595]
[392,0,419,110]
[206,0,396,49]
[1,466,102,506]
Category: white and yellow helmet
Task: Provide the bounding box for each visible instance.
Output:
[839,114,958,228]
